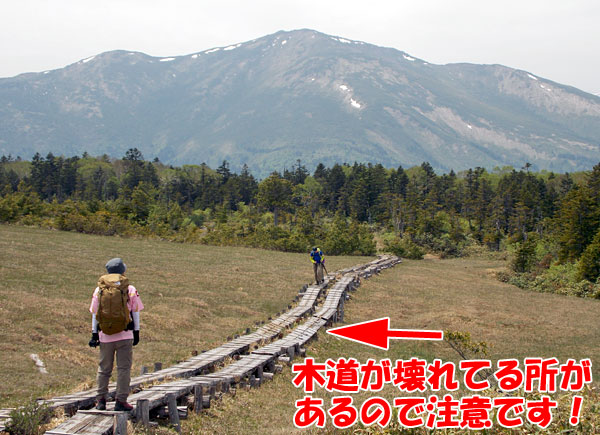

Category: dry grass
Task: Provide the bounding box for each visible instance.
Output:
[0,224,372,407]
[185,256,600,434]
[3,226,598,432]
[347,256,600,365]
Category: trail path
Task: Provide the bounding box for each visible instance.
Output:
[0,256,401,435]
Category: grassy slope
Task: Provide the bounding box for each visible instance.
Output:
[186,256,600,434]
[0,224,372,407]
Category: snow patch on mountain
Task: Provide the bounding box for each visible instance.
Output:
[160,57,175,62]
[224,44,241,51]
[403,54,415,62]
[350,98,361,109]
[331,37,352,44]
[82,56,95,64]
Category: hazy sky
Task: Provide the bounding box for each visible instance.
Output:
[1,0,598,94]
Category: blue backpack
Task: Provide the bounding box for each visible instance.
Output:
[311,249,323,263]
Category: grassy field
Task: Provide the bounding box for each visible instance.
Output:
[0,224,373,407]
[2,225,599,433]
[186,256,600,434]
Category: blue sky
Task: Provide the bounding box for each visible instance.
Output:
[1,0,598,94]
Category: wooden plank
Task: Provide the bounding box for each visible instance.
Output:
[0,409,15,417]
[80,416,113,435]
[127,390,158,402]
[146,386,190,394]
[47,413,112,435]
[47,414,86,432]
[73,414,108,433]
[78,410,126,416]
[45,431,78,435]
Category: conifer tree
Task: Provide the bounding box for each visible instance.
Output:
[256,173,292,226]
[122,148,145,190]
[349,176,369,222]
[556,186,597,262]
[512,235,537,273]
[325,164,346,211]
[576,229,600,282]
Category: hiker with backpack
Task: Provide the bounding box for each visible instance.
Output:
[88,258,144,411]
[310,247,326,284]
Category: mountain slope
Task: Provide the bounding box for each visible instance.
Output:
[1,29,599,175]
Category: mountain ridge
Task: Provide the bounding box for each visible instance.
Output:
[1,29,599,176]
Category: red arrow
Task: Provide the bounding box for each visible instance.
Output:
[326,317,443,350]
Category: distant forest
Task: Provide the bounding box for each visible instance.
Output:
[1,150,599,298]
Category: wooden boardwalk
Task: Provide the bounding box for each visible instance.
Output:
[0,256,401,434]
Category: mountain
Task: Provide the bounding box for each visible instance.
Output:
[1,29,599,176]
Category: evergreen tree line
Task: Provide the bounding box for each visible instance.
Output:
[1,150,600,293]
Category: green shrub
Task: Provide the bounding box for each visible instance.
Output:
[429,234,465,258]
[482,230,502,251]
[383,236,405,257]
[5,401,53,435]
[323,214,353,255]
[409,231,469,258]
[384,236,424,260]
[498,262,600,299]
[186,210,205,227]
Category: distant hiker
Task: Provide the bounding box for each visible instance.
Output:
[88,258,144,411]
[310,247,325,284]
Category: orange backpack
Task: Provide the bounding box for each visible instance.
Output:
[97,274,131,335]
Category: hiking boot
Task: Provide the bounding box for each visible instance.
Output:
[95,398,106,410]
[114,400,133,412]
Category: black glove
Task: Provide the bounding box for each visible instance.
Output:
[89,332,100,348]
[133,330,140,346]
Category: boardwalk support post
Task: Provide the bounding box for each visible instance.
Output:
[167,393,181,433]
[136,399,149,426]
[193,384,203,414]
[113,412,128,435]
